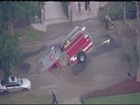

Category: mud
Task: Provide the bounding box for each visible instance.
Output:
[18,34,121,75]
[43,18,107,41]
[21,46,47,61]
[4,18,136,104]
[18,46,47,72]
[71,59,92,75]
[90,34,121,57]
[18,62,31,73]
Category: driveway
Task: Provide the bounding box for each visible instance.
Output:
[44,2,65,20]
[44,2,67,25]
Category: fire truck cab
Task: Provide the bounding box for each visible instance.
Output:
[39,24,94,71]
[60,25,93,65]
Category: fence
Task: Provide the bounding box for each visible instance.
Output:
[84,77,140,99]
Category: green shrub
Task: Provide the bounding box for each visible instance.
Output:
[108,5,123,21]
[126,2,136,19]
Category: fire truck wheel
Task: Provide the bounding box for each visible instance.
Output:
[78,52,86,63]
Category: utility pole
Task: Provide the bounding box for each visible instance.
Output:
[41,8,45,25]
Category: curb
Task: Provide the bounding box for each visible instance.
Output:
[31,24,47,32]
[19,41,42,46]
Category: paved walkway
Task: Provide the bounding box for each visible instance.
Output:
[44,2,65,20]
[31,2,67,31]
[70,2,99,21]
[31,23,47,32]
[32,2,108,31]
[44,2,67,25]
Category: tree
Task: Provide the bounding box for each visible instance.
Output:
[0,1,44,83]
[119,2,140,80]
[0,2,22,83]
[119,2,127,24]
[0,32,22,83]
[4,2,41,33]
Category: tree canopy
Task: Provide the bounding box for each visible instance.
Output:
[0,1,45,83]
[98,2,136,22]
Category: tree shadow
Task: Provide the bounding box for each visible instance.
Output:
[71,58,92,76]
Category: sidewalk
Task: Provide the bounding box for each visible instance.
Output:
[63,97,82,104]
[70,2,100,21]
[44,2,67,26]
[31,2,106,32]
[31,23,47,32]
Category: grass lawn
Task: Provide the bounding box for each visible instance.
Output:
[14,26,46,44]
[84,93,140,104]
[0,93,51,104]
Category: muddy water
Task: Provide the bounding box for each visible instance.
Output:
[18,46,47,72]
[1,33,128,104]
[18,34,121,74]
[90,34,121,56]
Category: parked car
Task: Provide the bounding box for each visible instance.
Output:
[0,76,31,94]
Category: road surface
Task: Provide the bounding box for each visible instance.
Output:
[8,18,137,104]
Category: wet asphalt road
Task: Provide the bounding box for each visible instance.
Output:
[71,34,121,75]
[2,23,133,104]
[11,17,125,104]
[19,34,121,76]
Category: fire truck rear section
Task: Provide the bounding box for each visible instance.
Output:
[39,25,94,71]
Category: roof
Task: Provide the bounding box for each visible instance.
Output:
[8,76,17,82]
[0,76,17,86]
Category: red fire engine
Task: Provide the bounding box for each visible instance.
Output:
[39,23,94,71]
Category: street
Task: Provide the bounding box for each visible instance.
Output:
[7,18,135,104]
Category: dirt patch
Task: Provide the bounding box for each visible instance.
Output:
[21,46,47,61]
[90,34,121,57]
[43,18,107,41]
[18,62,31,73]
[110,28,137,44]
[71,59,92,75]
[17,46,48,74]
